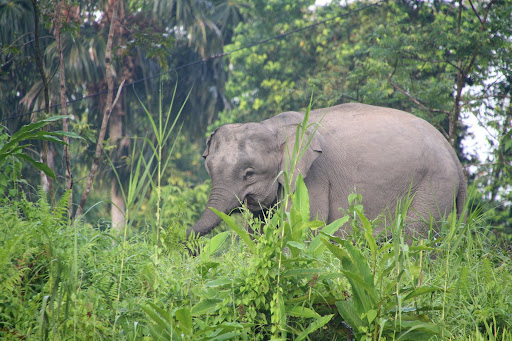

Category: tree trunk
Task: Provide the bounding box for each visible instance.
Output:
[109,110,126,230]
[53,0,73,218]
[111,179,126,229]
[40,145,55,193]
[75,0,120,219]
[31,0,55,204]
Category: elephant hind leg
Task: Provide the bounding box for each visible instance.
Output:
[405,184,458,239]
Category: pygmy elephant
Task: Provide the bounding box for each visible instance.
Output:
[189,103,467,237]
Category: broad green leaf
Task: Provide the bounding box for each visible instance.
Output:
[356,210,377,255]
[50,130,82,139]
[339,240,375,288]
[202,231,229,258]
[25,131,66,145]
[211,208,256,253]
[286,306,321,319]
[0,145,26,160]
[366,309,377,324]
[307,216,349,255]
[191,299,222,316]
[292,174,310,221]
[141,303,172,331]
[196,321,252,334]
[403,286,442,301]
[290,207,304,226]
[10,115,70,143]
[16,154,56,180]
[395,321,441,340]
[336,300,363,332]
[295,314,334,341]
[197,331,241,341]
[320,237,349,261]
[204,278,233,288]
[319,231,345,244]
[340,270,378,306]
[175,308,193,336]
[306,220,329,230]
[287,240,305,250]
[147,302,172,321]
[146,323,172,340]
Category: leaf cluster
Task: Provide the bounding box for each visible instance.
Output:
[0,116,80,197]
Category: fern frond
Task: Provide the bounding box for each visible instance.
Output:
[53,191,72,225]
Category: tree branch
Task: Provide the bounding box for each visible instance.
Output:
[467,0,484,28]
[450,0,496,147]
[388,77,450,140]
[31,0,55,203]
[75,0,120,219]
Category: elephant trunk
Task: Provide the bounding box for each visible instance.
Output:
[188,186,240,237]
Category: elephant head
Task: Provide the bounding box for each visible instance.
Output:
[189,115,323,236]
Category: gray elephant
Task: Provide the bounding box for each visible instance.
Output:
[189,103,467,238]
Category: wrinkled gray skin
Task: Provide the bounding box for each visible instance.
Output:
[189,103,467,237]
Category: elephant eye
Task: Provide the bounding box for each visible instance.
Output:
[243,168,255,180]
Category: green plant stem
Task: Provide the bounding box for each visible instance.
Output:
[274,215,285,338]
[154,133,162,301]
[441,245,451,339]
[115,206,130,328]
[153,85,165,301]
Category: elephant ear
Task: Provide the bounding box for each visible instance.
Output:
[277,123,323,190]
[202,129,217,158]
[202,128,219,175]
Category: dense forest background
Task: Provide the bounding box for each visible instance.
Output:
[2,0,512,339]
[1,0,511,232]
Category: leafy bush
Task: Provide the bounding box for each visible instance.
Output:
[141,180,210,232]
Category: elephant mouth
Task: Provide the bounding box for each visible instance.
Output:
[245,192,278,211]
[244,195,261,210]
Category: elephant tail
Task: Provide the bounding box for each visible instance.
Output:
[455,163,467,219]
[456,179,467,217]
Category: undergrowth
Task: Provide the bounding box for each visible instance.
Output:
[1,180,511,340]
[1,99,511,340]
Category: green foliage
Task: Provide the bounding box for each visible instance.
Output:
[0,116,79,198]
[1,165,512,340]
[322,212,443,340]
[221,0,317,125]
[142,302,249,340]
[146,177,209,222]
